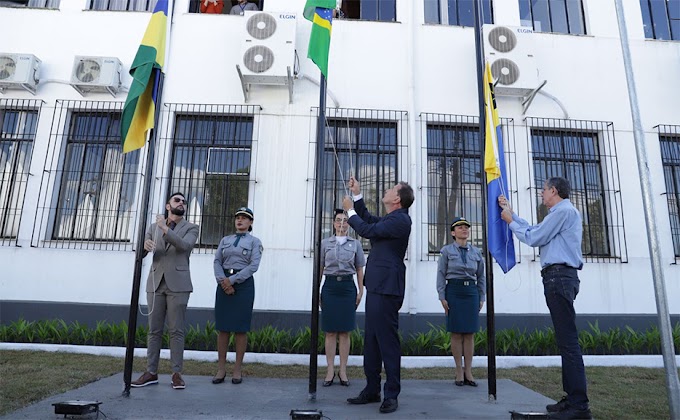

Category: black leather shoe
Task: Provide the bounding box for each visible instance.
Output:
[231,377,242,384]
[322,373,335,387]
[379,398,398,413]
[547,406,592,419]
[455,380,464,386]
[547,396,569,413]
[211,373,226,384]
[347,391,381,404]
[463,375,478,387]
[339,373,349,386]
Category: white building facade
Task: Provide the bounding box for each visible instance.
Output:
[0,0,678,331]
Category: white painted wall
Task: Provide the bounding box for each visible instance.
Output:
[0,0,678,317]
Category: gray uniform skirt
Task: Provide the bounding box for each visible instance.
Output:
[321,275,357,332]
[445,279,479,333]
[215,276,255,333]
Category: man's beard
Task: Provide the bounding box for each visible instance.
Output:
[170,207,185,216]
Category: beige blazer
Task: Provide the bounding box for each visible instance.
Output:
[143,218,200,293]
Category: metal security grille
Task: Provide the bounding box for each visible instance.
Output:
[657,125,680,259]
[0,99,42,246]
[158,103,260,253]
[88,0,157,11]
[526,117,626,263]
[305,108,408,256]
[518,0,586,35]
[31,100,145,250]
[420,113,518,260]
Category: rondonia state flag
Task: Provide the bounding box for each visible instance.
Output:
[484,61,516,273]
[303,0,335,77]
[121,0,168,154]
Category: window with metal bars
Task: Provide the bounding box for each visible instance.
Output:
[657,126,680,258]
[526,118,627,262]
[518,0,586,34]
[306,108,407,256]
[339,0,396,21]
[0,100,41,246]
[164,105,257,250]
[88,0,158,11]
[424,0,493,26]
[420,113,518,259]
[0,0,59,8]
[640,0,680,40]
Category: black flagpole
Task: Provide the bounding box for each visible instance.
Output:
[472,0,497,401]
[122,69,164,397]
[309,73,327,400]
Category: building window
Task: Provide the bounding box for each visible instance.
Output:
[188,0,264,14]
[421,113,517,258]
[424,0,493,26]
[0,100,41,246]
[0,0,60,8]
[164,104,259,250]
[51,110,140,242]
[306,108,407,255]
[519,0,586,34]
[640,0,680,40]
[339,0,396,21]
[526,118,626,262]
[88,0,158,11]
[657,127,680,257]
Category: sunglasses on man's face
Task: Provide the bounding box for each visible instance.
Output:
[172,197,187,204]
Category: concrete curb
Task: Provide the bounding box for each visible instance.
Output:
[2,342,678,368]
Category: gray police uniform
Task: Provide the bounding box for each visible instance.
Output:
[213,232,263,332]
[436,243,486,333]
[320,236,366,332]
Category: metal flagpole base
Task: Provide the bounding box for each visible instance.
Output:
[307,392,316,401]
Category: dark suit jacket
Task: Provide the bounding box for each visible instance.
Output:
[348,198,411,297]
[142,218,199,293]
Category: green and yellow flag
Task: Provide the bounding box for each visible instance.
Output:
[304,0,335,78]
[120,0,168,153]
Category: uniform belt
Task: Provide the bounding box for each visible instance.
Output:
[326,275,353,282]
[224,268,241,275]
[448,279,477,286]
[541,264,576,276]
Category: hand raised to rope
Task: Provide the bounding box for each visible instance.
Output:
[342,195,353,211]
[348,176,360,195]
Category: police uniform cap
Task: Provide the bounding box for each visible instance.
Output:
[234,207,254,219]
[450,217,471,230]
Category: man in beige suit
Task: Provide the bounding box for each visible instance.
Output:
[131,192,199,390]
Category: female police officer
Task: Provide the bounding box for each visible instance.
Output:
[212,207,263,385]
[436,217,485,387]
[320,209,365,387]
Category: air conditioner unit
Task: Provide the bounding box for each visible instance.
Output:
[70,56,122,97]
[0,53,41,95]
[482,25,539,97]
[238,11,296,86]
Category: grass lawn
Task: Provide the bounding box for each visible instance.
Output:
[1,350,677,419]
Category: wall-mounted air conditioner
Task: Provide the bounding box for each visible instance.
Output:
[0,53,41,95]
[70,56,122,97]
[240,11,296,84]
[482,25,539,97]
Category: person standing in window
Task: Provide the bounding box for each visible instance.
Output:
[320,209,366,387]
[229,0,257,15]
[212,207,263,385]
[499,177,592,420]
[131,192,199,390]
[200,0,224,13]
[436,217,485,388]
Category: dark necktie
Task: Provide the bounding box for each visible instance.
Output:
[460,247,468,264]
[168,221,177,230]
[234,233,246,247]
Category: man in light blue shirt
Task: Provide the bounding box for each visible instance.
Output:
[499,177,591,420]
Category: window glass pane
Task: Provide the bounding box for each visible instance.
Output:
[549,0,569,34]
[378,0,396,21]
[519,0,533,27]
[482,0,493,24]
[448,0,458,25]
[361,0,377,20]
[640,0,655,38]
[531,0,551,32]
[650,0,672,39]
[565,0,585,34]
[424,0,440,23]
[456,0,475,27]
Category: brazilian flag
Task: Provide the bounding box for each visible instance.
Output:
[304,0,335,78]
[121,0,168,154]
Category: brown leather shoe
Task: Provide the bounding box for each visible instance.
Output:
[171,372,185,389]
[130,372,158,388]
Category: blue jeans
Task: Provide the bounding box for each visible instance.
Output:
[542,265,589,410]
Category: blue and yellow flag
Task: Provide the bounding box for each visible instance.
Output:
[121,0,168,153]
[304,0,335,77]
[484,62,516,273]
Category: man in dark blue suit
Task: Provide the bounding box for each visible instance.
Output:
[343,176,413,414]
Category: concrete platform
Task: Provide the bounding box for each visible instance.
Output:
[3,373,554,419]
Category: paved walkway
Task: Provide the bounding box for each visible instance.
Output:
[4,373,554,419]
